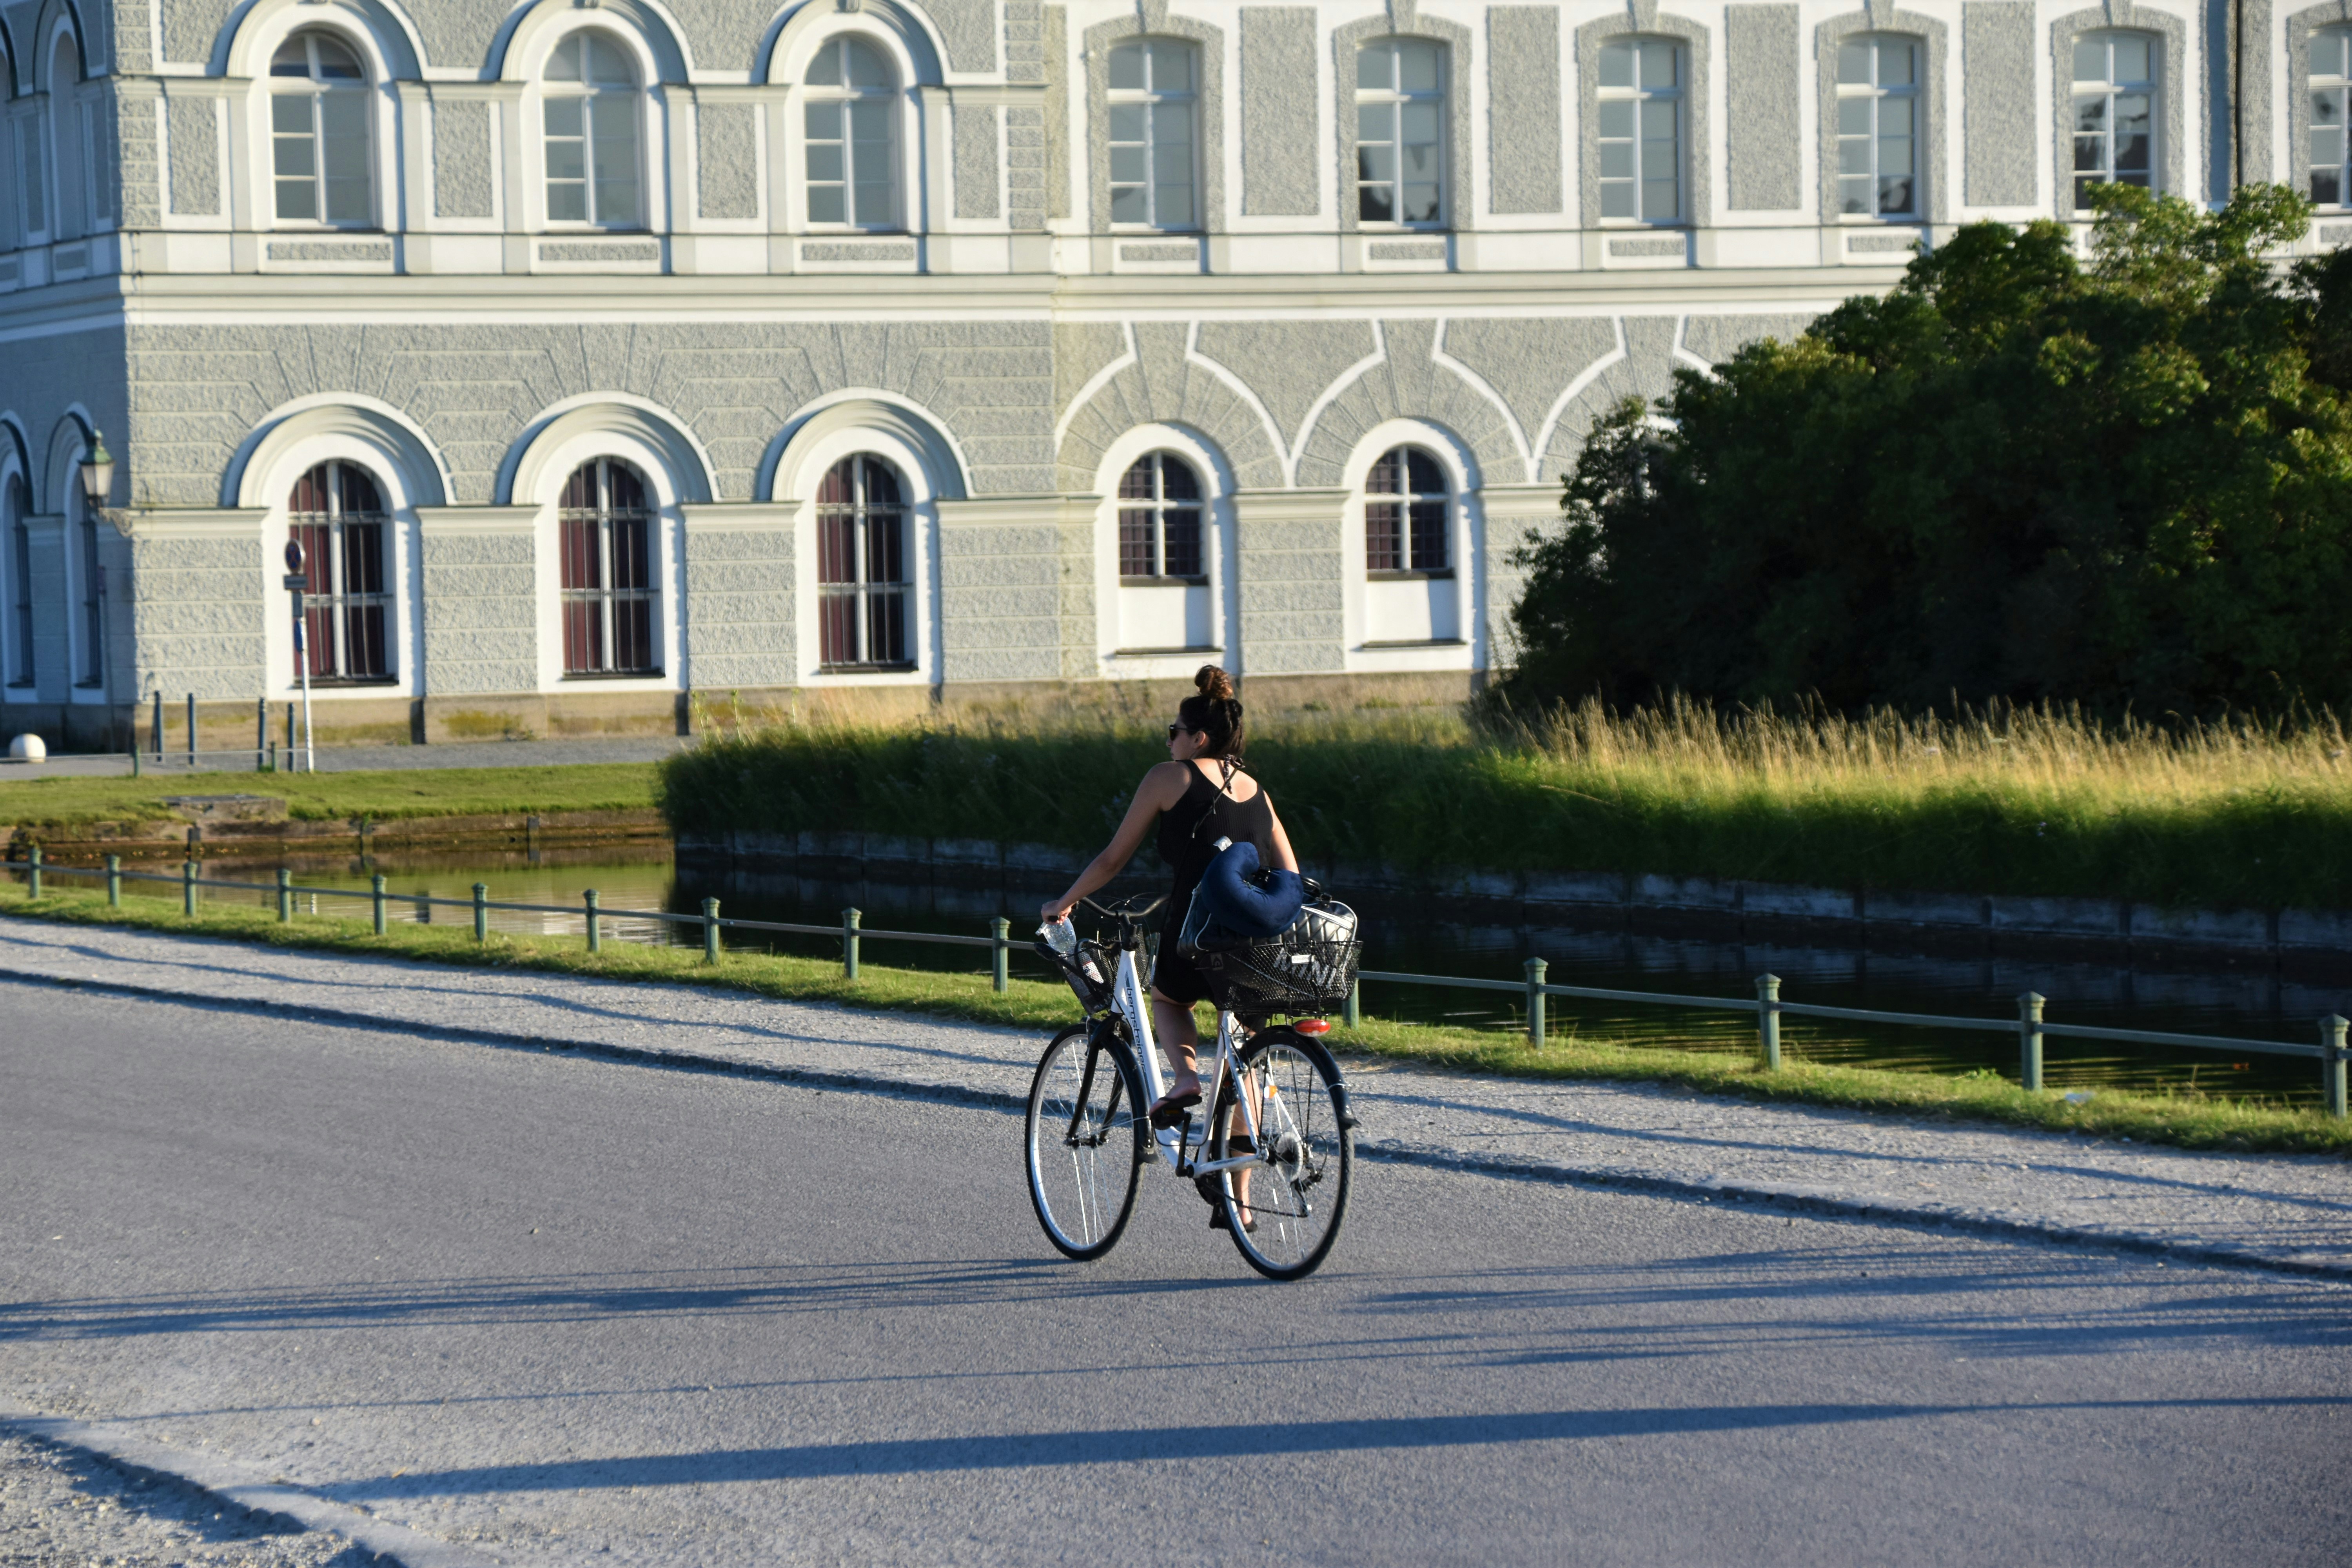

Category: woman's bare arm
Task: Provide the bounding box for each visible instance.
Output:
[1266,799,1300,873]
[1041,762,1193,922]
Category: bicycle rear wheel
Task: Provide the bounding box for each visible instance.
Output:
[1025,1024,1148,1260]
[1209,1030,1354,1280]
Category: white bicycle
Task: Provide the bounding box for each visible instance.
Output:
[1024,892,1357,1281]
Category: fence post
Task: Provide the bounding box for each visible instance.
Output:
[186,693,197,767]
[1344,978,1361,1029]
[584,889,601,953]
[182,860,197,917]
[1524,956,1547,1046]
[842,906,861,979]
[276,867,292,923]
[2323,1015,2348,1120]
[25,844,39,900]
[2019,992,2046,1092]
[256,696,267,772]
[151,690,163,760]
[371,873,387,936]
[703,897,721,964]
[1756,973,1782,1070]
[472,883,488,944]
[105,854,120,907]
[992,916,1010,993]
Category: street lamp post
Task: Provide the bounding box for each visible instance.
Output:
[282,540,315,774]
[76,432,115,731]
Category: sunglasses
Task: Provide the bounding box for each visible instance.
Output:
[1166,723,1194,740]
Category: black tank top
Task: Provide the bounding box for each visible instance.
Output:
[1157,762,1276,919]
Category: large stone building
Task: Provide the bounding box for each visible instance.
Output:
[0,0,2316,746]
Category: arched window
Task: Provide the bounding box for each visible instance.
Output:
[1355,38,1442,225]
[560,458,658,676]
[1117,454,1203,582]
[2314,30,2352,206]
[1108,39,1196,229]
[287,461,392,681]
[5,477,30,687]
[270,32,372,225]
[544,32,641,227]
[48,34,83,238]
[13,54,46,241]
[1365,447,1448,575]
[1836,35,1919,218]
[1597,38,1682,223]
[803,36,898,227]
[74,495,101,688]
[816,455,909,669]
[2072,32,2156,209]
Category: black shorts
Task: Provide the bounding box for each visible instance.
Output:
[1150,900,1212,1006]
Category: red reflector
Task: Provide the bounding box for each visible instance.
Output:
[1293,1018,1331,1035]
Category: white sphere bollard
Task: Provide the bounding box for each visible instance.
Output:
[7,733,45,763]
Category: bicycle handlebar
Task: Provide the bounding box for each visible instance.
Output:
[1078,893,1166,921]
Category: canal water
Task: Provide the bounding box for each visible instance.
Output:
[132,842,2350,1109]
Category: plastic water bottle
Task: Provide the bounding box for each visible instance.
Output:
[1040,916,1078,958]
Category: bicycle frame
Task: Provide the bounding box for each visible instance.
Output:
[1104,933,1263,1180]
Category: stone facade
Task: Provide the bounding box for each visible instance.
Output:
[0,0,2295,747]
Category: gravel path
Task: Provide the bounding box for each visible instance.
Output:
[2,915,2345,1276]
[0,1429,369,1566]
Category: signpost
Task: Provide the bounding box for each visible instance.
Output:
[283,540,314,774]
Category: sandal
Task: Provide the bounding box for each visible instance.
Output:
[1209,1205,1258,1235]
[1148,1089,1201,1129]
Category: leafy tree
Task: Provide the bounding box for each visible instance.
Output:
[1501,184,2352,717]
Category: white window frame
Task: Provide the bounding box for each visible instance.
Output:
[45,34,83,241]
[801,34,902,231]
[10,104,44,245]
[540,29,644,230]
[2314,29,2352,209]
[813,453,913,671]
[1835,34,1920,220]
[1107,38,1198,231]
[1339,421,1476,671]
[287,459,396,683]
[1116,452,1207,584]
[1596,37,1684,225]
[1353,36,1445,228]
[267,31,375,229]
[2071,30,2159,212]
[557,456,662,679]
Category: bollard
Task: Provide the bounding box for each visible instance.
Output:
[183,860,197,917]
[473,883,488,944]
[132,740,141,777]
[992,916,1010,993]
[1524,956,1547,1047]
[1344,978,1361,1029]
[151,690,163,760]
[2019,992,2047,1092]
[842,906,861,979]
[186,693,197,767]
[585,889,601,953]
[371,873,387,936]
[255,695,267,772]
[1757,973,1782,1071]
[105,854,120,907]
[25,844,39,900]
[2323,1015,2348,1120]
[285,702,296,772]
[268,739,278,773]
[703,897,721,964]
[276,867,292,923]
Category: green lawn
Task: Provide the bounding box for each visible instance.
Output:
[4,882,2342,1156]
[0,762,662,831]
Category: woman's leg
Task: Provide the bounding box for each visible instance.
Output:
[1149,987,1201,1101]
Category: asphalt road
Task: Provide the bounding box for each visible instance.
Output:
[3,980,2347,1566]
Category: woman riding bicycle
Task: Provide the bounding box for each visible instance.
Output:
[1040,665,1300,1140]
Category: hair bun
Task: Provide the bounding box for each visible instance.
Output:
[1195,665,1236,703]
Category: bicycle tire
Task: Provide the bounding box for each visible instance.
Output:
[1208,1029,1354,1281]
[1025,1023,1149,1261]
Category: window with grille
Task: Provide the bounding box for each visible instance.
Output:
[2315,30,2352,206]
[1108,39,1197,229]
[544,32,641,227]
[5,478,29,687]
[270,31,372,225]
[559,458,659,677]
[1117,454,1204,583]
[1356,37,1442,225]
[1597,38,1682,222]
[287,461,393,682]
[1836,35,1919,218]
[75,506,101,688]
[1365,448,1449,575]
[804,35,899,227]
[2072,32,2156,210]
[817,455,911,669]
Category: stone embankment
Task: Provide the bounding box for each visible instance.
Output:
[10,804,666,862]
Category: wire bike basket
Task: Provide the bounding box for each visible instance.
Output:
[1190,893,1362,1015]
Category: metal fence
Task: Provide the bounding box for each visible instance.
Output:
[7,844,2347,1118]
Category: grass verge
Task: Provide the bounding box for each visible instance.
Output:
[0,762,662,831]
[3,882,2343,1156]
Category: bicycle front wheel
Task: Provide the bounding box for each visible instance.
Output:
[1209,1030,1354,1280]
[1025,1024,1148,1261]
